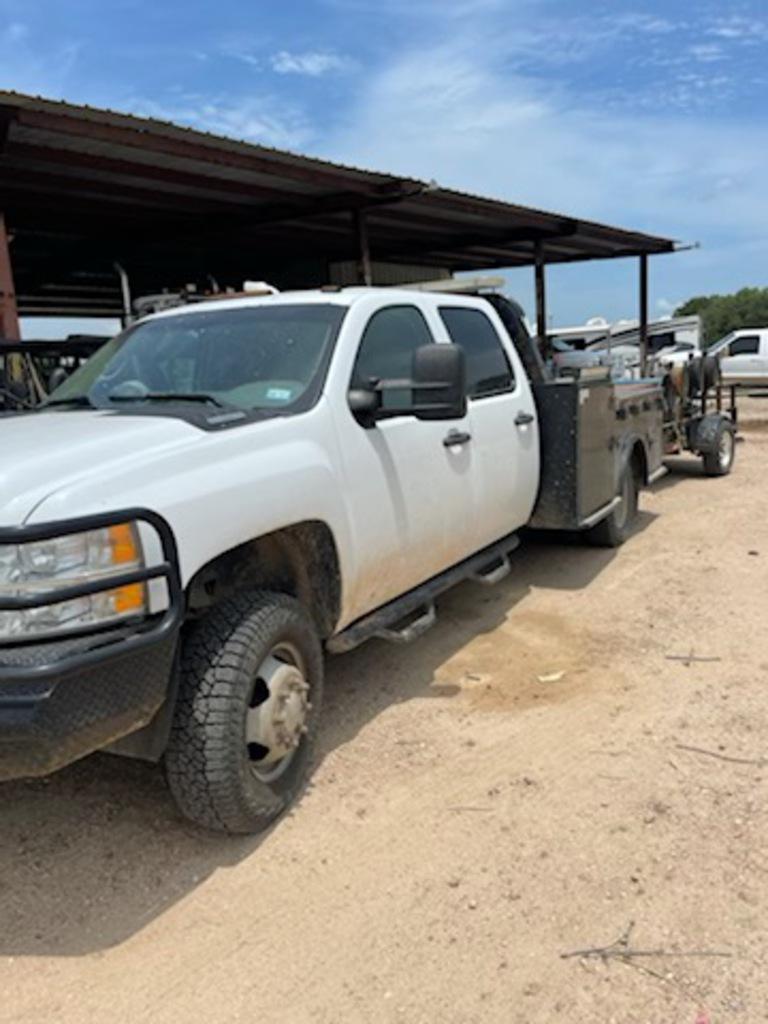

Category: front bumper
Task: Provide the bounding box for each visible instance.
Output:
[0,508,182,780]
[0,627,179,779]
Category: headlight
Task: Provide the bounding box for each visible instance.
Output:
[0,522,147,640]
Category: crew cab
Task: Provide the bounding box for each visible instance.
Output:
[0,287,735,833]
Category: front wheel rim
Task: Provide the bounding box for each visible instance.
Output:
[245,641,310,783]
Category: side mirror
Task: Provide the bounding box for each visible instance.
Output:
[411,343,467,421]
[348,387,380,427]
[348,342,467,426]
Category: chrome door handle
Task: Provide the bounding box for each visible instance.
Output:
[443,430,472,447]
[515,411,535,426]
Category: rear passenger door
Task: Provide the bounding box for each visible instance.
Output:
[439,305,539,550]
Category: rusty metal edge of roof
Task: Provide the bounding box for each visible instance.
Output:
[0,90,678,253]
[0,90,424,188]
[415,187,677,251]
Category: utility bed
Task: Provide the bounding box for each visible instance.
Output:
[530,372,663,531]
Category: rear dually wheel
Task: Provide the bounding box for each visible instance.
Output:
[586,461,639,548]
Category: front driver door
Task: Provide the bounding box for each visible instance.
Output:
[334,303,476,619]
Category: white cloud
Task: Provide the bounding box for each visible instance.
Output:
[331,37,768,228]
[610,12,678,34]
[270,50,349,76]
[126,93,311,150]
[689,43,724,62]
[322,0,507,17]
[228,50,261,69]
[707,15,768,41]
[324,33,768,317]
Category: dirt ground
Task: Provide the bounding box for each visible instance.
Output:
[2,398,768,1024]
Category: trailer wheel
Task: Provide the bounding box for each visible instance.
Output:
[688,355,720,397]
[164,591,323,834]
[703,355,720,392]
[702,418,735,477]
[586,462,639,548]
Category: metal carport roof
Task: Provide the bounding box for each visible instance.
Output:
[0,91,676,320]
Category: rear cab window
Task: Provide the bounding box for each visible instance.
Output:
[438,306,515,398]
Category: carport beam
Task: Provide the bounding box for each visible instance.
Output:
[0,211,20,341]
[354,209,373,286]
[639,254,649,376]
[534,241,547,348]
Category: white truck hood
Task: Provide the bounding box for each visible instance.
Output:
[0,410,200,525]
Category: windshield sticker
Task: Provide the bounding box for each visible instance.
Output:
[265,387,293,402]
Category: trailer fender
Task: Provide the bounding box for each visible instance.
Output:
[618,435,649,487]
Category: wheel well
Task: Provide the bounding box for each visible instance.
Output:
[629,439,649,485]
[186,522,342,638]
[626,438,651,485]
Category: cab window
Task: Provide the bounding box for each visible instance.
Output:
[439,307,515,398]
[728,336,760,356]
[351,305,434,411]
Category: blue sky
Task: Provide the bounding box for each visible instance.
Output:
[1,0,767,328]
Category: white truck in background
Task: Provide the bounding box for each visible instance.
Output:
[708,328,768,386]
[0,287,735,833]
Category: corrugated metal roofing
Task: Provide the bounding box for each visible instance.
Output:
[0,91,676,318]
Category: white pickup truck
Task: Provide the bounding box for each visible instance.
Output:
[709,328,768,386]
[0,287,735,833]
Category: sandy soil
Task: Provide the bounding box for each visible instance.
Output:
[2,398,768,1024]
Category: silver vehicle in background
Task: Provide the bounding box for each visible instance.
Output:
[707,329,768,387]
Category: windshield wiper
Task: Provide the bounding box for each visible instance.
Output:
[44,395,94,408]
[108,391,228,408]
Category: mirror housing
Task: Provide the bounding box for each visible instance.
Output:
[348,342,467,426]
[411,343,467,421]
[348,388,380,416]
[348,387,381,427]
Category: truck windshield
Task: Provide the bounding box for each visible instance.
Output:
[47,304,347,415]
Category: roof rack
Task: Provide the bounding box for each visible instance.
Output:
[402,276,506,295]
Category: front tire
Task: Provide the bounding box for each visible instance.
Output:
[165,591,323,834]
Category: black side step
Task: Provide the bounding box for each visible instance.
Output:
[471,551,512,586]
[327,533,520,654]
[372,603,437,645]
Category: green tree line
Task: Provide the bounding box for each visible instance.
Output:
[675,286,768,346]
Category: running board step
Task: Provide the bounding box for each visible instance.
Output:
[326,532,520,654]
[373,604,436,645]
[471,551,512,586]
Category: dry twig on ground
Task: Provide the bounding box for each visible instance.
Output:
[561,921,732,963]
[675,743,765,766]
